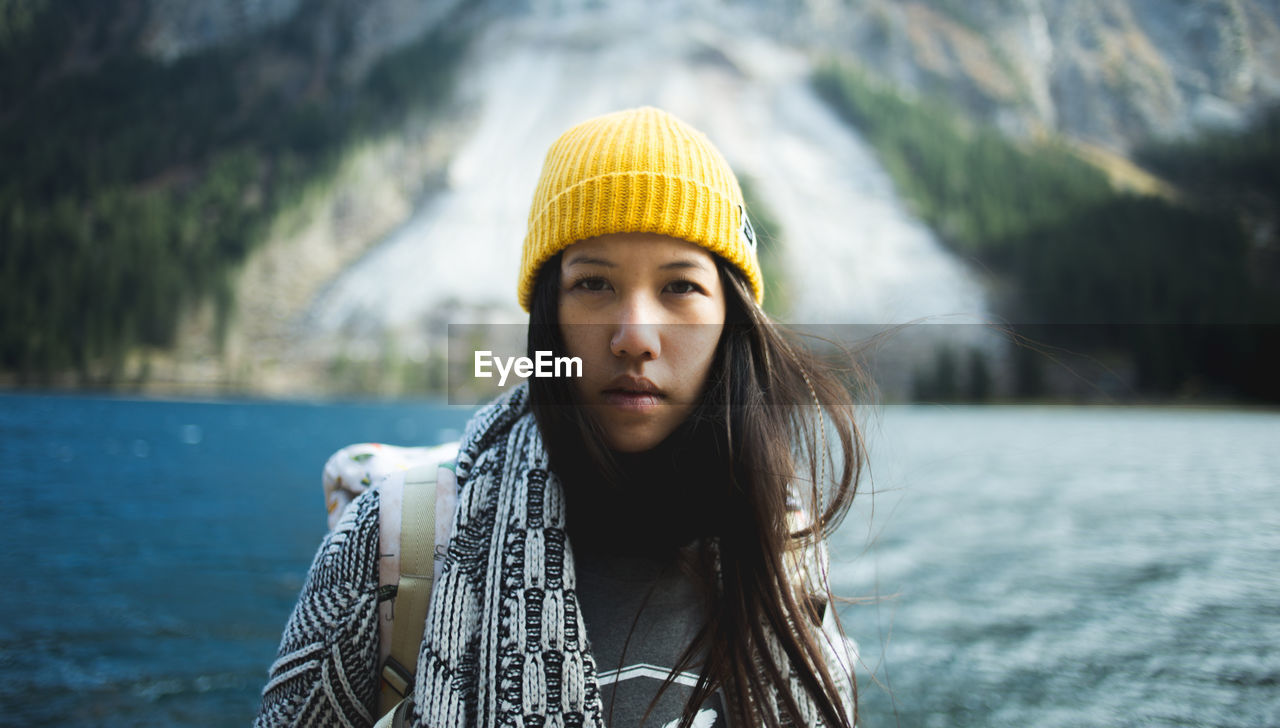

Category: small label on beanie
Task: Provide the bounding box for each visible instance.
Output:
[738,204,757,252]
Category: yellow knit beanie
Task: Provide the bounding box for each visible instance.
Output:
[518,106,763,312]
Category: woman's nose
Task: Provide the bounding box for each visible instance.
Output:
[609,298,661,361]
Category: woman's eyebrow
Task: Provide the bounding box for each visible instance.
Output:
[564,255,616,268]
[659,259,710,272]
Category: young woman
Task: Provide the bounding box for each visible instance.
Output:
[257,107,865,728]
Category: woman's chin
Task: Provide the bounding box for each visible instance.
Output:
[597,419,677,453]
[590,404,692,453]
[602,429,665,453]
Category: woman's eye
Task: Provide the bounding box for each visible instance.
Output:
[665,280,702,295]
[572,276,610,292]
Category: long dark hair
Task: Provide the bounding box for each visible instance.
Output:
[527,251,866,728]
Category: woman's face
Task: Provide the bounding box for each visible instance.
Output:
[558,232,726,453]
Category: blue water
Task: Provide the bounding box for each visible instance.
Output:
[0,393,473,726]
[837,406,1280,727]
[0,395,1276,726]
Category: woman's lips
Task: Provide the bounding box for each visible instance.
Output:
[601,389,664,410]
[600,375,664,410]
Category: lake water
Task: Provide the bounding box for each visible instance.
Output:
[0,394,1276,726]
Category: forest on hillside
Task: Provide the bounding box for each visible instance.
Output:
[0,1,466,383]
[814,63,1280,401]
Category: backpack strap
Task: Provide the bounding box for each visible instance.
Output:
[378,464,438,715]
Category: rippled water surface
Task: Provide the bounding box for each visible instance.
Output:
[0,393,473,726]
[1,395,1276,726]
[836,406,1280,727]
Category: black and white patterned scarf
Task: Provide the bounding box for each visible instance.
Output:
[410,384,606,728]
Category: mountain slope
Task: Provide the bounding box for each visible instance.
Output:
[3,0,1279,397]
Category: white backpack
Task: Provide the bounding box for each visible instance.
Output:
[322,443,460,726]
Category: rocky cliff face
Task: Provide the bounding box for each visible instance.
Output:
[771,0,1280,150]
[139,0,1280,150]
[140,0,465,82]
[141,0,302,60]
